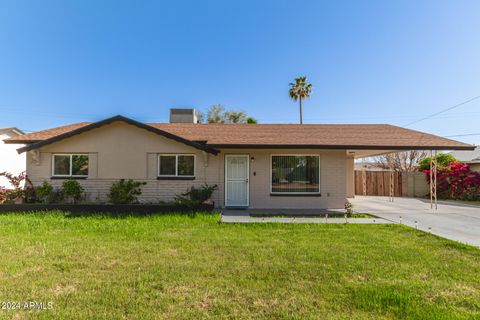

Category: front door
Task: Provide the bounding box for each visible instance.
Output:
[225,155,249,207]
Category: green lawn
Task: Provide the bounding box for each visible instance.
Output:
[1,212,479,319]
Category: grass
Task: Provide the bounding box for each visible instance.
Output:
[0,211,479,319]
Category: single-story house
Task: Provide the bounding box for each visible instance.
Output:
[4,109,474,209]
[450,146,480,172]
[0,127,26,188]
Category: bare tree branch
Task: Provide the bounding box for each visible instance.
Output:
[373,151,427,172]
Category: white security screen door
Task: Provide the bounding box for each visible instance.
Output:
[225,155,249,207]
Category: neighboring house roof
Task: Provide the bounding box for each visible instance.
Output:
[4,115,474,153]
[450,146,480,164]
[0,127,25,136]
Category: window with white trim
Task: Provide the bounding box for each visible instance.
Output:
[158,154,195,177]
[52,154,89,177]
[271,155,320,193]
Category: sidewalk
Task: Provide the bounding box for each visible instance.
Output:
[221,209,393,224]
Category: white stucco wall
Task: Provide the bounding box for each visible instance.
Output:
[0,132,26,188]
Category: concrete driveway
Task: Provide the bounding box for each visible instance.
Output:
[350,196,480,247]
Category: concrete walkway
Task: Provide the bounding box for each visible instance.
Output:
[221,209,392,224]
[351,196,480,247]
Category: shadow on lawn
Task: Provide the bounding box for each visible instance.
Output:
[62,210,218,218]
[0,203,216,218]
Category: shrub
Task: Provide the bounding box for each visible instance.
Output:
[48,189,65,204]
[174,184,218,207]
[35,181,64,204]
[423,161,480,200]
[0,171,35,203]
[108,179,146,204]
[62,179,85,204]
[418,154,457,171]
[36,181,54,203]
[344,201,353,217]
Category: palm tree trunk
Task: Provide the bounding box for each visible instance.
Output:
[299,97,303,125]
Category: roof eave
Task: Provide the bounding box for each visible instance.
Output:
[207,144,476,151]
[4,139,40,144]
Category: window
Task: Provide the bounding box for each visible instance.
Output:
[158,154,195,177]
[52,154,89,177]
[271,155,320,194]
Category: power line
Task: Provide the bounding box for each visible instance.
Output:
[445,133,480,138]
[403,94,480,127]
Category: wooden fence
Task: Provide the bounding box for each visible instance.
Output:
[354,171,403,197]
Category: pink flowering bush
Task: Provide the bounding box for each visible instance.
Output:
[0,171,35,204]
[423,162,480,200]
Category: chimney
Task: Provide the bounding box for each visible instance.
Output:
[169,108,200,123]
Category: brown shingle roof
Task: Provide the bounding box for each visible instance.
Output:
[147,123,472,149]
[4,118,474,150]
[5,122,91,143]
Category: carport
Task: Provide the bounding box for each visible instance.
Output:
[345,137,475,210]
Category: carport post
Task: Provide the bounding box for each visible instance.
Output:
[430,150,438,210]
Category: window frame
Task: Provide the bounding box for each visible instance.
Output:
[270,154,321,195]
[157,154,196,178]
[51,153,89,178]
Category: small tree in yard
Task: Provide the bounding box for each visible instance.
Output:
[108,179,146,204]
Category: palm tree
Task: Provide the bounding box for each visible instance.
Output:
[289,76,312,124]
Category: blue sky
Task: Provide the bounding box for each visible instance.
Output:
[0,0,479,144]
